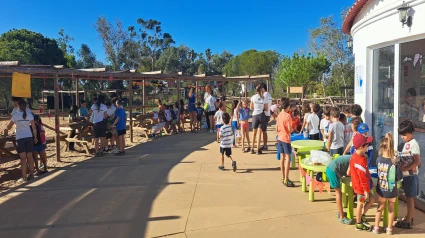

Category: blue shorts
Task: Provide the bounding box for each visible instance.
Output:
[326,167,340,189]
[216,124,223,129]
[402,175,418,197]
[33,143,46,153]
[330,147,344,157]
[188,104,196,112]
[277,141,291,155]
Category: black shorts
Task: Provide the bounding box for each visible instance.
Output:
[220,147,232,157]
[262,116,270,131]
[309,133,320,140]
[17,137,34,154]
[252,113,265,130]
[117,129,126,136]
[197,116,202,122]
[94,121,106,138]
[208,111,215,117]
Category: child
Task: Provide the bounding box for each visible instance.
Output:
[237,100,251,152]
[320,106,331,145]
[174,102,183,133]
[395,120,421,229]
[78,100,89,118]
[164,105,173,133]
[268,101,279,124]
[170,105,178,134]
[112,100,127,156]
[350,104,363,123]
[218,113,237,172]
[326,107,345,156]
[344,117,363,154]
[299,103,311,136]
[343,105,352,123]
[32,114,48,175]
[276,97,294,187]
[68,105,79,151]
[305,103,320,140]
[292,110,302,133]
[231,100,239,148]
[372,133,402,235]
[348,133,375,231]
[214,102,225,143]
[326,155,352,224]
[340,113,352,150]
[106,101,116,151]
[195,102,204,131]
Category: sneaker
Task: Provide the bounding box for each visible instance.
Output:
[27,174,34,181]
[384,227,393,235]
[209,130,214,133]
[336,212,347,218]
[218,165,225,171]
[361,215,371,228]
[260,146,268,151]
[372,226,380,234]
[339,217,353,225]
[18,177,28,182]
[112,148,120,154]
[232,161,237,172]
[355,222,371,231]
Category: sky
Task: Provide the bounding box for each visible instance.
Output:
[0,0,354,63]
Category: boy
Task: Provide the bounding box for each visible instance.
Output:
[218,113,237,172]
[112,100,127,156]
[340,113,352,150]
[276,97,295,187]
[348,133,374,231]
[320,106,331,145]
[306,103,320,140]
[106,101,117,151]
[79,100,89,118]
[395,120,421,229]
[326,155,352,224]
[196,102,204,130]
[214,102,225,143]
[327,107,345,156]
[350,104,363,123]
[292,110,301,133]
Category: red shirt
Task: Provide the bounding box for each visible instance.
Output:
[276,111,292,143]
[292,117,300,132]
[349,152,372,194]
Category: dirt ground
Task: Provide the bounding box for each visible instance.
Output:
[0,115,152,193]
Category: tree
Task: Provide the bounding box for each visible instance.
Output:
[155,44,192,74]
[276,53,331,96]
[223,49,279,76]
[76,44,108,91]
[129,18,175,71]
[308,12,354,97]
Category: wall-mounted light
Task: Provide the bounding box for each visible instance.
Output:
[398,1,412,27]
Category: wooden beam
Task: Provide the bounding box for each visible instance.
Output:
[142,79,145,114]
[129,78,134,143]
[244,81,247,100]
[76,78,79,106]
[77,68,106,72]
[54,75,61,162]
[0,61,19,66]
[194,74,206,77]
[140,70,162,74]
[177,80,181,102]
[227,75,250,79]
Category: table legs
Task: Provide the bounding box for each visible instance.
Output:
[341,182,347,208]
[301,170,307,192]
[309,170,315,201]
[346,186,354,219]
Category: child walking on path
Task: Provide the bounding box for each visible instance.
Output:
[218,113,237,172]
[372,133,402,235]
[395,120,421,229]
[325,155,352,224]
[112,100,127,156]
[326,107,345,156]
[237,100,251,152]
[214,103,225,143]
[32,114,48,175]
[276,97,294,187]
[348,133,375,231]
[231,100,239,148]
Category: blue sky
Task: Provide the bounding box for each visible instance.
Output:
[0,0,354,63]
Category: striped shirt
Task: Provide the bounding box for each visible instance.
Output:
[219,124,233,148]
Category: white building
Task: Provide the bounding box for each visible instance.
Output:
[343,0,425,205]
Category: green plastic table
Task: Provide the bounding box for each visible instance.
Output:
[299,160,328,201]
[291,140,324,168]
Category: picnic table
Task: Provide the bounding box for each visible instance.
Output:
[60,120,93,154]
[0,135,17,159]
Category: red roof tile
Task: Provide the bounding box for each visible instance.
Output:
[342,0,371,34]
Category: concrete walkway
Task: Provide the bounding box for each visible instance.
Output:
[0,126,424,238]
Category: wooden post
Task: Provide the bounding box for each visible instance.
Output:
[61,92,64,120]
[54,74,61,162]
[266,79,269,93]
[195,81,198,103]
[42,91,44,113]
[177,80,181,101]
[244,81,247,100]
[129,78,134,143]
[142,79,145,114]
[76,78,79,106]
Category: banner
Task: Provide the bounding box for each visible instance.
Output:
[12,72,31,97]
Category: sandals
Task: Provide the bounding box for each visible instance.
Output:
[396,219,413,229]
[218,165,225,171]
[282,179,295,187]
[243,147,251,153]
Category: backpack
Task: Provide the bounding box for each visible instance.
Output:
[36,121,46,144]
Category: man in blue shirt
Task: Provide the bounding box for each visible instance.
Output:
[112,100,127,156]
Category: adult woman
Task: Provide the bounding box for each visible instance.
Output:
[89,97,108,157]
[188,87,197,132]
[204,85,216,132]
[4,100,37,182]
[231,100,239,147]
[250,84,268,154]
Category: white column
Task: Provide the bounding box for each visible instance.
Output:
[393,43,400,148]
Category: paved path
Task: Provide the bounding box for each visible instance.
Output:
[0,126,424,238]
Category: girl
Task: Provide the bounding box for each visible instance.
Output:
[4,100,37,182]
[231,100,239,148]
[250,84,268,155]
[205,85,217,133]
[188,87,197,132]
[372,133,402,235]
[343,116,363,154]
[68,105,79,151]
[268,100,279,124]
[32,114,48,175]
[299,103,311,137]
[238,99,251,152]
[179,99,185,129]
[175,102,183,133]
[89,97,108,157]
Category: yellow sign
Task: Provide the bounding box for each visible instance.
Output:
[12,72,31,98]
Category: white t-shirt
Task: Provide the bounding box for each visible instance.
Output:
[91,103,107,123]
[263,92,272,116]
[11,110,34,140]
[12,107,32,116]
[215,110,225,125]
[343,123,352,148]
[307,113,320,135]
[232,109,238,121]
[251,94,265,116]
[270,104,278,113]
[320,119,331,142]
[328,121,345,149]
[106,105,116,118]
[401,139,420,176]
[207,95,216,112]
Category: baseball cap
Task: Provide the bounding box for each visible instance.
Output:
[357,123,369,134]
[353,133,373,149]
